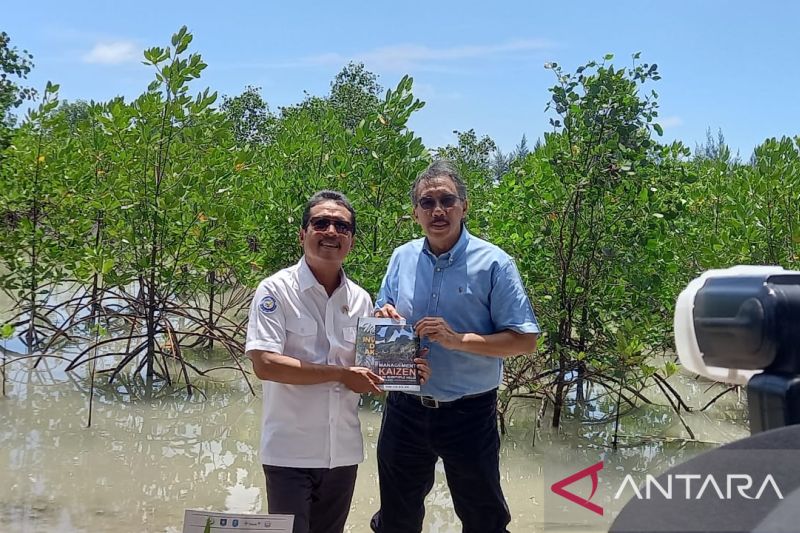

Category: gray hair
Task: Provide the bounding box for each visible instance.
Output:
[409,160,468,205]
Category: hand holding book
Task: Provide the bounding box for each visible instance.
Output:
[356,317,426,391]
[341,366,384,394]
[414,317,464,350]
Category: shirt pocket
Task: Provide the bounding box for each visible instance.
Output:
[459,283,490,310]
[285,316,318,337]
[343,326,357,344]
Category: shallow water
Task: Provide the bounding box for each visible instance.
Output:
[0,344,749,533]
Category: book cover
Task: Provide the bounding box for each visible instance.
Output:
[356,317,420,392]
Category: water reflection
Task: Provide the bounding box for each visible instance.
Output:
[1,357,260,532]
[0,354,748,532]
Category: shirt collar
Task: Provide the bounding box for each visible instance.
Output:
[297,256,349,294]
[422,223,470,264]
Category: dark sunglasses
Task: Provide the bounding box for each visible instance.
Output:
[417,194,460,211]
[308,217,353,235]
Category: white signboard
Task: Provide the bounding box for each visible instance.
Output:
[182,509,294,532]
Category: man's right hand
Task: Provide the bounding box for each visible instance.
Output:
[375,303,403,320]
[341,367,383,394]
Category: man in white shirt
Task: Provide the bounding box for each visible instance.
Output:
[246,190,429,533]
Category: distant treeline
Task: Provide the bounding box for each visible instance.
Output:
[1,27,797,433]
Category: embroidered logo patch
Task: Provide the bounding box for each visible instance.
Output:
[258,295,278,314]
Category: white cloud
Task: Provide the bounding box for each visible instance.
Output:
[413,82,462,101]
[215,38,554,74]
[303,38,553,72]
[659,116,684,129]
[377,39,551,61]
[82,41,139,65]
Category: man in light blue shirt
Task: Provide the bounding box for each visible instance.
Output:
[370,160,539,533]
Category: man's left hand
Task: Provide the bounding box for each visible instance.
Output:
[414,317,463,350]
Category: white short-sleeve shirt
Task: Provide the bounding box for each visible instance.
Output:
[245,257,373,468]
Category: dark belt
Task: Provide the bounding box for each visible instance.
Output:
[403,388,496,409]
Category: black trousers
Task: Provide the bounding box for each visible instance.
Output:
[263,464,358,533]
[370,390,511,533]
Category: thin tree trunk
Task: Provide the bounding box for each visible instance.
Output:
[207,270,215,350]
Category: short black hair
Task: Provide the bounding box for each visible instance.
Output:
[301,190,357,235]
[409,159,468,205]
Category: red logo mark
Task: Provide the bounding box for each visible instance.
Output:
[550,460,604,516]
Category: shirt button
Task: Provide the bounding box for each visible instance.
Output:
[432,294,437,299]
[436,268,441,272]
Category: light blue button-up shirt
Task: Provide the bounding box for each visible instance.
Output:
[376,226,540,401]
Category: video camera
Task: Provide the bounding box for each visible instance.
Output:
[609,266,800,533]
[675,265,800,433]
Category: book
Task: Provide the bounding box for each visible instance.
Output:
[182,509,293,532]
[355,317,420,392]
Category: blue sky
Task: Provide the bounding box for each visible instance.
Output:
[5,1,798,158]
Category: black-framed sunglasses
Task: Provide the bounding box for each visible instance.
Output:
[417,194,460,211]
[308,217,353,235]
